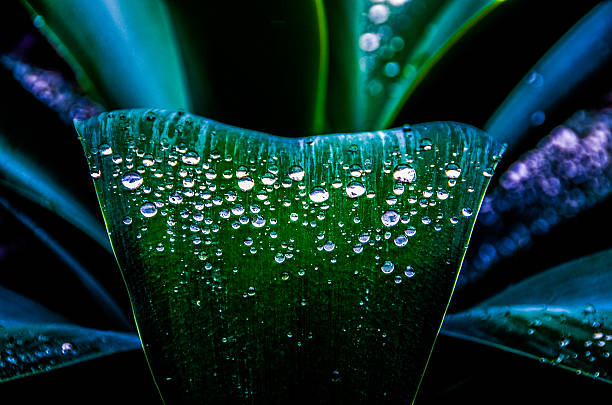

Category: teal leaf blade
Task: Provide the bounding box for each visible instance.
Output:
[443,249,612,383]
[0,132,111,252]
[485,1,612,151]
[0,285,140,383]
[325,0,505,132]
[21,0,191,111]
[0,197,130,329]
[76,109,503,404]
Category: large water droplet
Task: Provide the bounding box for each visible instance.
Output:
[288,165,305,182]
[309,187,329,203]
[140,202,158,218]
[121,172,143,190]
[238,177,255,191]
[381,210,400,227]
[182,151,200,165]
[381,261,395,274]
[345,181,366,198]
[445,163,462,179]
[392,164,416,183]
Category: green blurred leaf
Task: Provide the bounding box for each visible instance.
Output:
[485,1,612,150]
[443,249,612,383]
[0,284,140,383]
[165,1,328,135]
[75,109,503,403]
[0,133,111,251]
[325,0,505,132]
[21,0,191,111]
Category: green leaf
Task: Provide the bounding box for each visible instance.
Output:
[485,1,612,150]
[0,284,140,383]
[325,0,505,132]
[165,1,328,135]
[0,133,111,251]
[443,249,612,383]
[0,197,129,329]
[75,109,503,404]
[21,0,191,111]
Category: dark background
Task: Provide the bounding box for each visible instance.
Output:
[0,1,610,403]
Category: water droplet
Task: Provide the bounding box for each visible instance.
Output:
[120,172,143,190]
[404,226,416,237]
[404,266,415,277]
[531,110,546,126]
[238,177,255,191]
[323,240,335,252]
[99,144,112,156]
[122,216,132,225]
[260,172,277,185]
[369,4,390,24]
[309,187,329,203]
[394,235,408,247]
[168,192,183,204]
[359,32,380,52]
[288,165,305,182]
[461,207,473,217]
[182,151,200,165]
[445,163,461,179]
[392,164,416,183]
[420,138,433,151]
[140,202,158,218]
[384,62,400,77]
[381,210,400,227]
[252,215,266,228]
[345,181,366,198]
[274,253,286,264]
[142,153,155,166]
[436,189,449,200]
[381,261,395,274]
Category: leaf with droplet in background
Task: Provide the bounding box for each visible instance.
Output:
[485,0,612,151]
[75,109,504,404]
[21,0,191,111]
[324,0,505,132]
[0,284,140,383]
[442,249,612,383]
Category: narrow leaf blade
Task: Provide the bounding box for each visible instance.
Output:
[485,1,612,150]
[22,0,191,111]
[443,249,612,383]
[0,285,140,383]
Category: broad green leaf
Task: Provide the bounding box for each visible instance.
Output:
[0,284,140,383]
[165,1,328,135]
[0,133,111,252]
[485,1,612,151]
[75,109,503,404]
[325,0,505,132]
[443,249,612,383]
[0,197,129,329]
[21,0,191,111]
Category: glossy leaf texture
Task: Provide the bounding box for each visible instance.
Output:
[325,0,504,132]
[0,132,110,251]
[485,0,612,151]
[165,1,328,135]
[22,0,191,111]
[443,249,612,383]
[0,284,140,383]
[75,109,503,404]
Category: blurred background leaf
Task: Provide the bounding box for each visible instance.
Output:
[22,0,191,111]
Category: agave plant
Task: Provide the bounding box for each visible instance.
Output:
[0,0,611,403]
